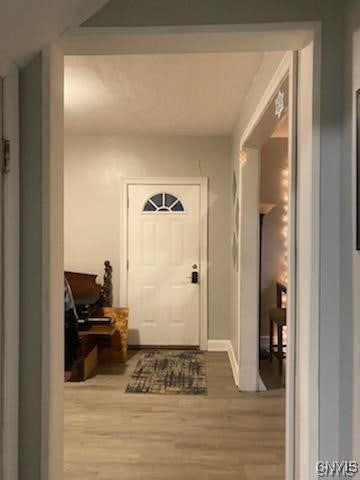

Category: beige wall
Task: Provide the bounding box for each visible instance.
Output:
[260,138,288,336]
[64,134,232,340]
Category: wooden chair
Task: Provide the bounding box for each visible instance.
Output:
[269,307,287,376]
[269,282,287,376]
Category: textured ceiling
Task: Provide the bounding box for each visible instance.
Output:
[64,52,264,135]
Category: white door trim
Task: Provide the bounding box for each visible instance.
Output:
[237,147,260,393]
[120,177,208,350]
[239,50,297,478]
[238,52,296,393]
[238,45,320,480]
[32,22,322,480]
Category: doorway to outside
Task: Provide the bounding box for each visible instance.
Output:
[123,179,208,347]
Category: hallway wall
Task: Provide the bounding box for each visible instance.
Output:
[64,134,232,340]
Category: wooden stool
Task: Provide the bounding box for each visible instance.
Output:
[269,308,287,376]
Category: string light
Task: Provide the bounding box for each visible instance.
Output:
[239,150,247,165]
[280,166,289,285]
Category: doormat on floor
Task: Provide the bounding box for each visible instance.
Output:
[125,350,207,394]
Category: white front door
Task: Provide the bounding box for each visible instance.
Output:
[127,184,200,346]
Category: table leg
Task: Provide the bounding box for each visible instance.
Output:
[269,318,273,362]
[278,324,283,376]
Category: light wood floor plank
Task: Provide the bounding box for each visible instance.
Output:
[64,351,285,480]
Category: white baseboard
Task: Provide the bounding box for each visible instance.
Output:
[208,339,239,387]
[227,341,239,387]
[207,340,229,352]
[257,374,267,391]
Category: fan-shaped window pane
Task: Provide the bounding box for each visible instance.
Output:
[150,193,163,208]
[165,193,177,207]
[144,201,157,211]
[142,192,185,213]
[171,201,184,212]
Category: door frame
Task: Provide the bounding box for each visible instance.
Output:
[120,177,209,350]
[238,52,295,387]
[23,22,323,480]
[237,51,300,480]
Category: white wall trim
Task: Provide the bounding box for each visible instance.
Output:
[238,148,260,392]
[41,44,64,480]
[120,177,209,351]
[227,340,239,388]
[63,22,320,37]
[208,340,239,387]
[258,375,267,392]
[207,339,229,351]
[60,23,317,56]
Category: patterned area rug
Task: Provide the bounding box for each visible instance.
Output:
[126,350,207,394]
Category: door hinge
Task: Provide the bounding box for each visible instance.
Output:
[1,139,10,174]
[127,196,129,208]
[127,259,129,270]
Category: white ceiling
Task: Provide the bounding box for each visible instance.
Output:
[64,52,264,135]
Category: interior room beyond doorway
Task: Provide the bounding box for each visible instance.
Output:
[259,116,289,390]
[63,48,289,480]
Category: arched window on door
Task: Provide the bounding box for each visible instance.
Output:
[143,193,185,213]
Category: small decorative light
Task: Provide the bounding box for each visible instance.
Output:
[239,150,247,165]
[275,90,285,119]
